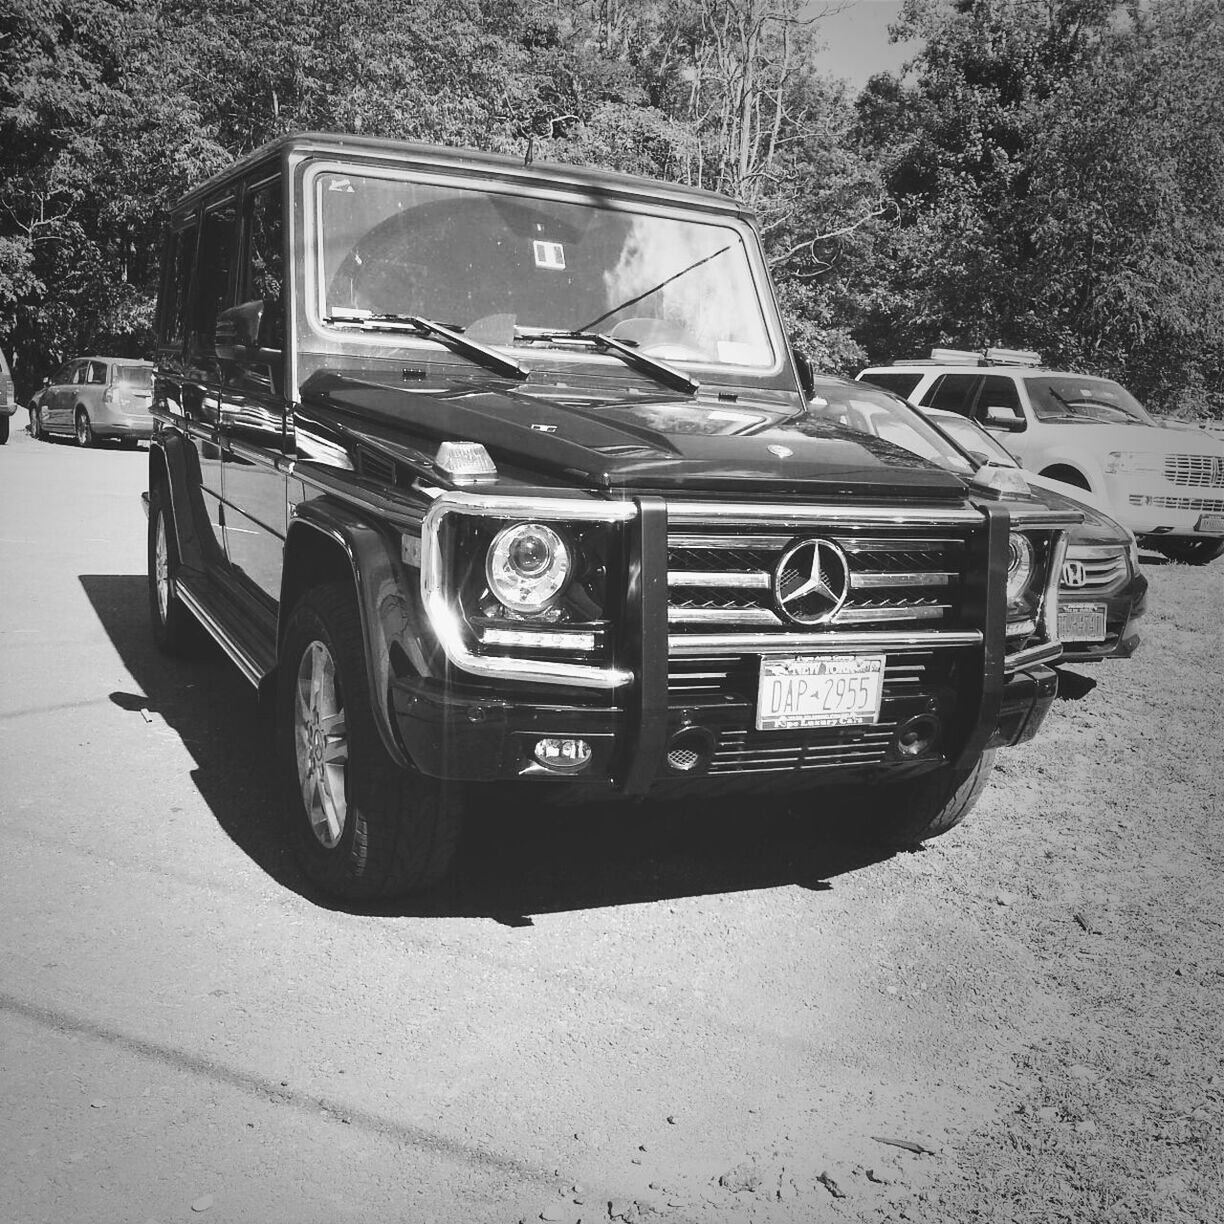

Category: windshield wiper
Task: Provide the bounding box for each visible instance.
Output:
[518,328,699,396]
[324,310,528,381]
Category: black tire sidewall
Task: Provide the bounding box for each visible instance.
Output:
[147,485,201,655]
[278,586,400,899]
[277,583,462,900]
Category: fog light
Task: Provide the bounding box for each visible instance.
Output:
[895,714,940,758]
[532,737,593,772]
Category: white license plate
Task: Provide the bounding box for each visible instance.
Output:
[1195,514,1224,533]
[1058,602,1108,642]
[756,655,885,731]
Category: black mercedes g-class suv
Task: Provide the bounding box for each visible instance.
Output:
[146,133,1076,899]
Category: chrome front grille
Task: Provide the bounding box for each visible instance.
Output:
[1129,494,1224,512]
[1165,455,1224,487]
[659,505,983,779]
[667,530,966,632]
[1060,545,1128,593]
[710,727,894,773]
[669,651,938,700]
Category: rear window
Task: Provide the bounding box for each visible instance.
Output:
[858,371,923,398]
[116,366,153,388]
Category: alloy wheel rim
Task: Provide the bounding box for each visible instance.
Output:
[155,515,170,621]
[294,640,350,849]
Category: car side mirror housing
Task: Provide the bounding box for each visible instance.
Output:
[984,405,1025,432]
[215,301,266,360]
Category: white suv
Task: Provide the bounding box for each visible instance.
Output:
[858,349,1224,564]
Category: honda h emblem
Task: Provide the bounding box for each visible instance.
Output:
[1062,559,1088,588]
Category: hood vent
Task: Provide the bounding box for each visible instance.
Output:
[358,447,397,487]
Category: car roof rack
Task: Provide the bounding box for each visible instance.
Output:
[983,346,1041,367]
[888,346,1044,367]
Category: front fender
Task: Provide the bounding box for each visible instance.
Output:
[285,500,433,772]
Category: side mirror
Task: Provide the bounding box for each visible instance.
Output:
[983,405,1025,432]
[215,301,265,360]
[790,346,816,399]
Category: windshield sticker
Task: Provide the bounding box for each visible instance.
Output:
[533,241,566,270]
[327,177,355,193]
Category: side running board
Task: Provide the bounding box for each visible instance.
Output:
[175,574,278,688]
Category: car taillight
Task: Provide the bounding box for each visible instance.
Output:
[103,387,117,405]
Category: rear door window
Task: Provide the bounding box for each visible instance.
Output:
[161,223,198,345]
[87,361,107,384]
[193,199,238,354]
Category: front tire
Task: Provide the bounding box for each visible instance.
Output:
[277,583,463,900]
[864,749,998,845]
[75,409,94,447]
[1153,537,1224,565]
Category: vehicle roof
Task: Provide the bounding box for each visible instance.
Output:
[65,356,153,366]
[172,130,750,218]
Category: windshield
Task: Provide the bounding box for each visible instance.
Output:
[1026,375,1153,425]
[313,169,776,370]
[116,366,152,388]
[929,413,1019,467]
[807,381,973,473]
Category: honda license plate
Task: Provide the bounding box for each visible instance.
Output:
[1058,602,1108,642]
[756,655,885,731]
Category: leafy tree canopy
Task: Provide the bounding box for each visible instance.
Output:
[1,0,1221,418]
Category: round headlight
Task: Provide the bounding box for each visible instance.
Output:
[486,522,571,613]
[1006,532,1035,604]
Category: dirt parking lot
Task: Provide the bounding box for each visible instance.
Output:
[1,430,1221,1223]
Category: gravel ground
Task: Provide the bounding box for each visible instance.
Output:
[1,426,1220,1223]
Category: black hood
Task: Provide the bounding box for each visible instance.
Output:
[298,371,970,500]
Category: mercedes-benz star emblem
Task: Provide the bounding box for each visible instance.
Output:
[773,539,850,624]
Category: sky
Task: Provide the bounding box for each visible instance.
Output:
[807,0,920,91]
